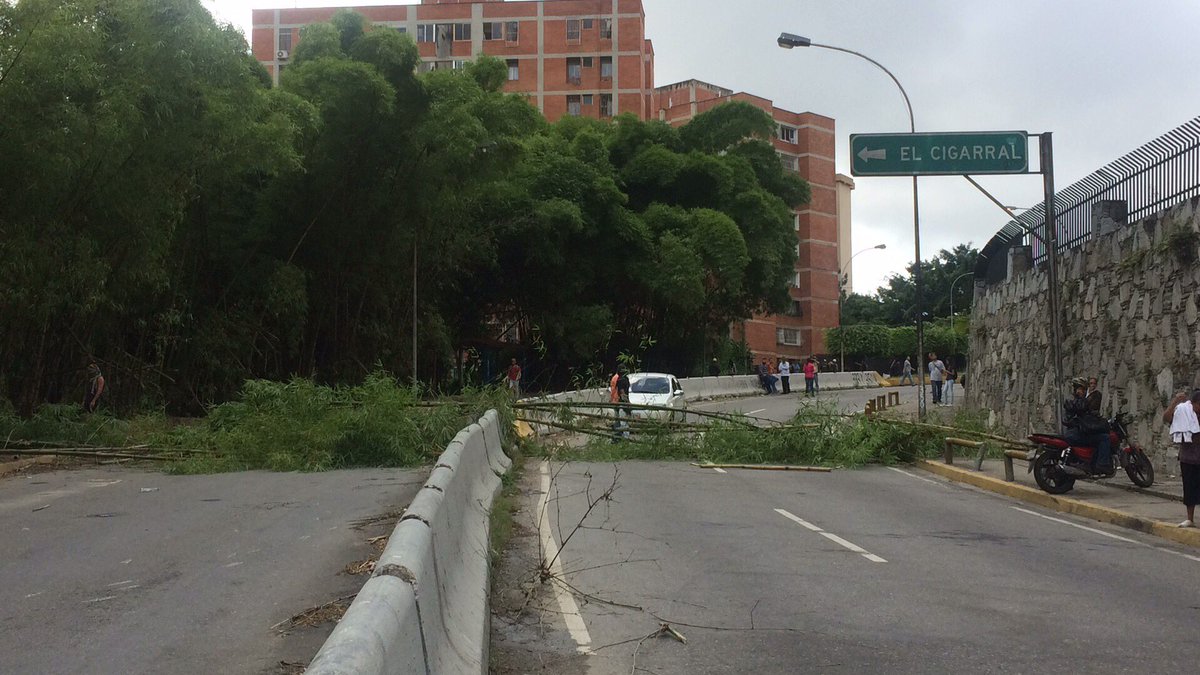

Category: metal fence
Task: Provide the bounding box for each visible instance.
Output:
[976,116,1200,276]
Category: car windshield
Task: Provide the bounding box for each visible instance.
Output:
[631,376,670,394]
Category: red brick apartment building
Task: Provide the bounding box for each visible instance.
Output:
[252,1,847,363]
[252,0,655,120]
[655,80,843,360]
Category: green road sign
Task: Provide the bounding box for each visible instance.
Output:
[850,131,1029,176]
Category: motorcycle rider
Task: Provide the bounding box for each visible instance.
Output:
[1063,376,1113,477]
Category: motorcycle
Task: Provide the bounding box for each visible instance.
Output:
[1028,412,1154,494]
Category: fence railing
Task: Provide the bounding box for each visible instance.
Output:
[1029,117,1200,261]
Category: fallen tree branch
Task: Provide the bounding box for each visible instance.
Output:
[692,462,832,472]
[0,448,177,461]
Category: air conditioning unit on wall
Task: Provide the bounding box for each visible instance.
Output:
[277,50,289,60]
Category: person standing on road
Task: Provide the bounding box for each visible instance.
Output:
[778,358,791,395]
[899,356,914,385]
[83,361,105,413]
[928,353,946,405]
[812,359,820,394]
[709,358,720,376]
[944,365,957,405]
[803,358,817,397]
[505,358,522,398]
[1164,390,1200,527]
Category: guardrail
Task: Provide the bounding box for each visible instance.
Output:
[306,410,511,675]
[941,436,1032,481]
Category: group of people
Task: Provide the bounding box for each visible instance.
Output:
[756,357,820,397]
[896,353,959,406]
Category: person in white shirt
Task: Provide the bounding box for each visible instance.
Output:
[1164,389,1200,527]
[778,359,791,394]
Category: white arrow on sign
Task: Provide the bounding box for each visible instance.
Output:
[857,147,886,162]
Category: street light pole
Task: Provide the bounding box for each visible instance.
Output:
[948,271,974,327]
[778,33,927,419]
[838,244,887,372]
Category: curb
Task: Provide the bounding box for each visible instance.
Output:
[915,459,1200,549]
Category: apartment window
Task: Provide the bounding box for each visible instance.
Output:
[505,21,519,42]
[794,271,802,287]
[395,26,407,35]
[582,56,593,67]
[566,19,581,42]
[417,24,435,43]
[600,18,613,39]
[278,28,293,52]
[778,124,797,143]
[776,328,800,346]
[582,94,593,105]
[453,23,471,41]
[794,213,801,231]
[507,59,520,81]
[567,95,582,116]
[600,56,613,78]
[451,60,467,70]
[566,58,582,84]
[778,152,798,172]
[785,300,803,317]
[600,93,613,117]
[582,18,594,29]
[483,22,505,40]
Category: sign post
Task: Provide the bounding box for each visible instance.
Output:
[850,131,1029,177]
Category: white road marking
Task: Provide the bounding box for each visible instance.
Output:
[106,580,135,587]
[224,562,244,568]
[120,559,132,565]
[24,592,42,599]
[775,508,888,563]
[886,466,945,487]
[1012,505,1200,562]
[85,596,117,604]
[538,462,593,653]
[1010,507,1138,543]
[712,468,727,474]
[747,409,767,415]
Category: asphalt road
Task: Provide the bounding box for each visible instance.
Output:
[0,466,425,674]
[495,439,1200,673]
[688,383,944,422]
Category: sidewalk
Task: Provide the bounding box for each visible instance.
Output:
[917,456,1200,548]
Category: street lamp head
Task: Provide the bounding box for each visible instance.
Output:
[874,244,887,250]
[777,32,812,49]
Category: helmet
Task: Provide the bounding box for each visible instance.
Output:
[1069,376,1087,389]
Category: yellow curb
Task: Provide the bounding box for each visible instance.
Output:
[916,459,1200,550]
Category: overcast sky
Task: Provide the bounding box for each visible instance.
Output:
[205,0,1200,294]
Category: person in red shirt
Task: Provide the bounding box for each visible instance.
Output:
[803,358,817,397]
[506,358,522,398]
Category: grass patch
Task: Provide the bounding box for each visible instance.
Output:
[489,444,524,569]
[2,372,514,474]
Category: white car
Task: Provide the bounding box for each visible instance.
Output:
[627,373,687,421]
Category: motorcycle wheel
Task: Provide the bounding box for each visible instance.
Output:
[1125,447,1155,488]
[1033,451,1075,494]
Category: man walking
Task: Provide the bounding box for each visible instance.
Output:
[928,352,946,405]
[899,356,914,385]
[83,361,105,413]
[506,358,522,398]
[778,358,791,394]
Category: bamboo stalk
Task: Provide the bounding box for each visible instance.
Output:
[691,462,832,472]
[0,448,176,461]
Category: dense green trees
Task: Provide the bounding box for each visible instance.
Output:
[0,4,807,412]
[841,244,979,325]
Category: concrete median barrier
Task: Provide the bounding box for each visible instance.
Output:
[307,410,509,675]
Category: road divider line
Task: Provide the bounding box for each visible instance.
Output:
[539,463,593,653]
[747,408,767,415]
[887,466,946,487]
[1011,506,1138,543]
[712,468,727,474]
[775,508,888,563]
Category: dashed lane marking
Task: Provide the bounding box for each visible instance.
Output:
[774,508,888,563]
[712,468,727,474]
[1011,505,1200,562]
[887,466,948,487]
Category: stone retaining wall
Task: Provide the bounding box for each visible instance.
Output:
[968,196,1200,470]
